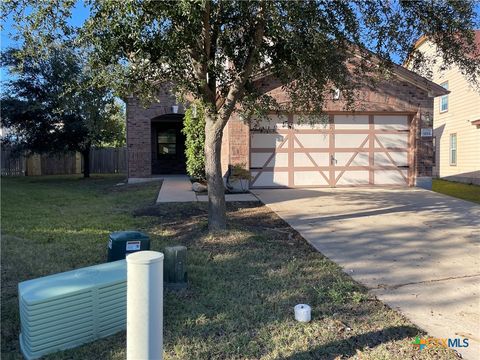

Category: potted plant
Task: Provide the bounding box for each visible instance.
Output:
[228,164,252,193]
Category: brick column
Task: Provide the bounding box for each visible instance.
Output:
[126,97,152,179]
[227,114,250,170]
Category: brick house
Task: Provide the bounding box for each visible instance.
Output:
[126,65,447,188]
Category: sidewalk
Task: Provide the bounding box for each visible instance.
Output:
[156,175,258,203]
[156,175,196,202]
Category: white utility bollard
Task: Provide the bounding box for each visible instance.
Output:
[126,251,164,360]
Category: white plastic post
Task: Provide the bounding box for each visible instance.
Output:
[126,251,164,360]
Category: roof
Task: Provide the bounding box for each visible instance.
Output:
[353,45,449,97]
[407,30,480,66]
[390,61,449,97]
[412,30,480,53]
[253,47,449,97]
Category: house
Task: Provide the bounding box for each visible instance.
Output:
[126,65,447,189]
[406,31,480,185]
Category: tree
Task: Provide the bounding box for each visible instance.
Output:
[0,47,125,177]
[5,0,479,229]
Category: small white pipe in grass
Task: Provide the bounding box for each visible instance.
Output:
[127,251,164,360]
[294,304,311,322]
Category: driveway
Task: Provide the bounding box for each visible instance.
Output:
[253,187,480,359]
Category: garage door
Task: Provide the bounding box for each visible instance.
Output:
[250,114,411,188]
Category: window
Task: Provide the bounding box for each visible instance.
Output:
[158,129,176,155]
[440,82,448,112]
[449,133,457,166]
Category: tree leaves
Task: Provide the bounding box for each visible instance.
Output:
[1,47,125,153]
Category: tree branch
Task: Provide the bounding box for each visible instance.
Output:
[217,3,266,125]
[187,1,216,104]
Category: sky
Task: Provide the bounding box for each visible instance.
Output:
[1,1,480,82]
[0,2,90,81]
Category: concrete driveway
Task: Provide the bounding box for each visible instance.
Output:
[253,187,480,359]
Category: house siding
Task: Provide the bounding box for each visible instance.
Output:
[413,40,480,184]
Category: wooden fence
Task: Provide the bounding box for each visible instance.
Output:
[1,148,26,176]
[90,147,127,174]
[1,147,127,176]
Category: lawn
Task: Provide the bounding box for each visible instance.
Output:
[1,175,458,359]
[432,179,480,204]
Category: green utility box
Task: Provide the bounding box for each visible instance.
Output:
[164,246,188,289]
[108,231,150,262]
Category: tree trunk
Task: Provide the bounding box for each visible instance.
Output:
[204,115,227,231]
[82,148,91,178]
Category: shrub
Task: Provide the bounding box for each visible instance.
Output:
[182,103,206,181]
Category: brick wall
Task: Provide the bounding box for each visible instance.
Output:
[126,85,182,179]
[127,75,435,184]
[229,74,436,183]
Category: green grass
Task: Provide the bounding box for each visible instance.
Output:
[432,179,480,204]
[1,175,458,359]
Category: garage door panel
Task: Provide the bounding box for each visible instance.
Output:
[374,152,408,167]
[251,133,285,148]
[334,115,369,129]
[375,134,408,148]
[335,152,369,166]
[294,134,329,148]
[251,171,289,187]
[293,115,329,129]
[251,153,289,168]
[335,134,369,148]
[375,170,408,185]
[336,171,369,185]
[251,115,289,131]
[374,115,409,130]
[294,171,329,186]
[250,113,411,188]
[294,153,329,167]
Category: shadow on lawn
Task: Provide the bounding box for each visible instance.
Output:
[2,179,458,359]
[285,325,418,359]
[136,201,440,359]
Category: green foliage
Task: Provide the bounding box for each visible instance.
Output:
[230,163,252,181]
[182,103,206,181]
[5,1,479,114]
[432,179,480,204]
[0,47,125,154]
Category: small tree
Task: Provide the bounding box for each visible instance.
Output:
[5,0,479,229]
[1,47,125,177]
[182,103,206,181]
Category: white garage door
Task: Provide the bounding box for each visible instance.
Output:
[250,114,411,188]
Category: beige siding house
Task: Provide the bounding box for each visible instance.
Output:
[408,32,480,185]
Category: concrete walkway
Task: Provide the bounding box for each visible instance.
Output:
[156,175,258,202]
[156,175,196,202]
[253,187,480,360]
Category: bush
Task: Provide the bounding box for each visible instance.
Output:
[182,103,205,181]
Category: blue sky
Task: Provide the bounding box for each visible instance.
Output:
[0,2,90,81]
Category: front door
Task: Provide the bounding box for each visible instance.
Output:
[152,121,186,174]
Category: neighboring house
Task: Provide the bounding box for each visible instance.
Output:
[407,31,480,185]
[126,64,447,189]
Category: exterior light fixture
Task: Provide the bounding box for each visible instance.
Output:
[333,88,340,100]
[422,112,432,126]
[172,105,179,113]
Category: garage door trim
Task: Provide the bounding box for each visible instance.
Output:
[250,113,414,188]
